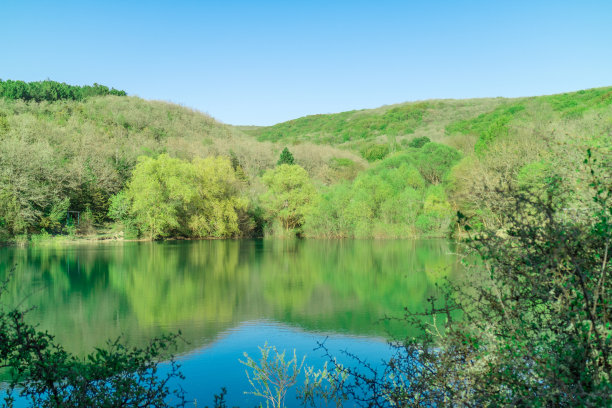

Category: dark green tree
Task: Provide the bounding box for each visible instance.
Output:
[277,147,295,166]
[407,136,430,148]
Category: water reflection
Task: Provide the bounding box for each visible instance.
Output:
[0,239,462,356]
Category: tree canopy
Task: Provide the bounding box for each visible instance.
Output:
[277,147,295,165]
[260,164,317,233]
[0,79,126,102]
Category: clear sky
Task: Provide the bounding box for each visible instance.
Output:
[1,1,611,125]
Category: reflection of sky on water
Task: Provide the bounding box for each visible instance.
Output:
[171,320,393,408]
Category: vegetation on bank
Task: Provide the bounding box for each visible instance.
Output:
[304,142,461,238]
[0,82,363,243]
[0,81,610,243]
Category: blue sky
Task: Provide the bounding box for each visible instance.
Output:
[2,1,611,125]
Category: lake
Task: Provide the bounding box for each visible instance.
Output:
[0,239,462,407]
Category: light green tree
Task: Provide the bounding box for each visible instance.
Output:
[124,155,249,240]
[188,156,248,238]
[126,154,194,240]
[261,164,317,233]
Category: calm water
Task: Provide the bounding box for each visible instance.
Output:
[0,239,462,407]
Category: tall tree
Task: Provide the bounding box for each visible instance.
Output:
[261,164,316,232]
[277,147,295,166]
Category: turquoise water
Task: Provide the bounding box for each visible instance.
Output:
[0,239,462,406]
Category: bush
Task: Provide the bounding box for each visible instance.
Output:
[407,136,430,148]
[360,143,390,162]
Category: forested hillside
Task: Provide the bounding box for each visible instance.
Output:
[246,87,612,233]
[0,81,610,243]
[0,81,364,243]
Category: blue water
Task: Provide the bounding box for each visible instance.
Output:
[175,321,393,407]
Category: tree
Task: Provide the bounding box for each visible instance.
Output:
[126,154,194,240]
[414,142,461,184]
[277,147,295,166]
[188,156,248,238]
[406,136,430,148]
[260,164,317,233]
[124,155,249,239]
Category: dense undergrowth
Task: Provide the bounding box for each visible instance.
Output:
[0,81,610,243]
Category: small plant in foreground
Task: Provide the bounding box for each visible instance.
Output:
[240,343,305,408]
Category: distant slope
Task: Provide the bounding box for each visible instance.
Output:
[242,86,612,156]
[241,86,611,233]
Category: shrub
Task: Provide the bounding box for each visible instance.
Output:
[311,155,612,406]
[360,143,389,162]
[407,136,430,148]
[0,271,185,407]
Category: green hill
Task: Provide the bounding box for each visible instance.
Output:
[0,81,609,242]
[0,83,364,242]
[242,86,611,235]
[243,86,612,154]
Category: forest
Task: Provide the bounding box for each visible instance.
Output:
[0,81,610,244]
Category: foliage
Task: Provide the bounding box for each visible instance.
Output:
[0,79,126,102]
[188,157,249,238]
[124,155,248,239]
[0,269,185,408]
[446,103,526,154]
[0,82,366,242]
[304,145,460,238]
[413,142,462,184]
[252,103,428,144]
[241,343,350,408]
[260,164,317,233]
[360,143,390,162]
[126,154,194,240]
[300,362,349,408]
[544,86,612,119]
[312,155,612,406]
[406,136,430,148]
[240,343,305,408]
[277,147,295,165]
[1,82,611,242]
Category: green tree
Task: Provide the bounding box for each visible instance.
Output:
[188,156,248,238]
[126,154,195,240]
[414,142,462,184]
[261,164,317,233]
[407,136,430,148]
[277,147,295,166]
